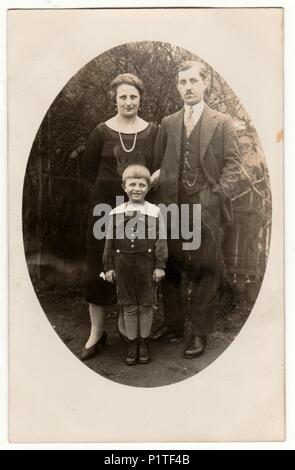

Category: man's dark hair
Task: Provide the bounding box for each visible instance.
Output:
[176,60,208,81]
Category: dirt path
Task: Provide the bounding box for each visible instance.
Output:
[39,287,251,387]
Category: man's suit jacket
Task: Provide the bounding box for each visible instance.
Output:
[153,104,241,225]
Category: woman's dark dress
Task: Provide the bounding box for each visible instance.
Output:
[81,122,158,305]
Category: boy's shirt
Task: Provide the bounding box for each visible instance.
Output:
[110,200,160,217]
[103,201,168,272]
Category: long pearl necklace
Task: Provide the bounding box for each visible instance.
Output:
[119,131,137,153]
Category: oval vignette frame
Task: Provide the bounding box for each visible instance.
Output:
[22,41,272,388]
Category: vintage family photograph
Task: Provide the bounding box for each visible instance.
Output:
[22,40,271,387]
[8,7,284,442]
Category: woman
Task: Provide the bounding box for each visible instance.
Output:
[80,73,158,361]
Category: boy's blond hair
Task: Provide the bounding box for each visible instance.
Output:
[122,164,151,186]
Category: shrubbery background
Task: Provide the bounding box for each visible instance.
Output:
[23,41,271,295]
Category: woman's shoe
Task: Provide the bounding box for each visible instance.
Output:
[118,330,130,344]
[150,324,183,343]
[139,338,150,364]
[80,331,108,361]
[125,338,138,366]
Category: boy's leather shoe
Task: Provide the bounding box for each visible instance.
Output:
[139,338,150,364]
[126,339,139,366]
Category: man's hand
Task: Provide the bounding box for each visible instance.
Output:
[153,268,165,283]
[105,270,116,283]
[150,169,160,188]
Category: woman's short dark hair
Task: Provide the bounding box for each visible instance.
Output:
[109,73,145,103]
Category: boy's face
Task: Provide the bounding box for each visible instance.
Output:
[123,177,149,204]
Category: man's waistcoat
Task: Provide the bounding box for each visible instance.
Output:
[179,118,207,199]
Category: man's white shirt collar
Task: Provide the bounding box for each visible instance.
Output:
[184,100,205,126]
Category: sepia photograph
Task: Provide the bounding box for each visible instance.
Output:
[23,40,271,387]
[8,7,284,442]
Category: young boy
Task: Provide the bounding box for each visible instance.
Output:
[103,164,168,365]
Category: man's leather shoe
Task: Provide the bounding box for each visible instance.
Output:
[80,331,108,361]
[184,335,207,359]
[150,324,183,343]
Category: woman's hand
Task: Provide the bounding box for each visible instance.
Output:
[105,270,116,283]
[153,268,165,283]
[150,169,160,188]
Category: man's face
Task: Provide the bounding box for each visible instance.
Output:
[177,66,207,106]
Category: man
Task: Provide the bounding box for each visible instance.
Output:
[151,60,241,358]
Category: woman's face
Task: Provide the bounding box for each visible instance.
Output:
[116,84,140,119]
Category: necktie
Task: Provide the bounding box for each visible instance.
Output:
[184,106,194,138]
